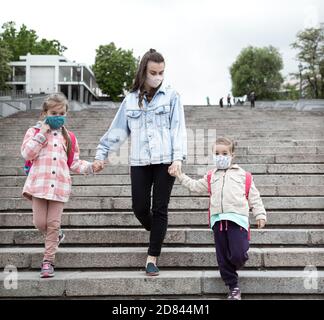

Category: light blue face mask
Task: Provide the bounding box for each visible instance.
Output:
[213,154,232,169]
[45,116,66,129]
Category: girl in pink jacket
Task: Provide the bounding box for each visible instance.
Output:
[21,93,94,278]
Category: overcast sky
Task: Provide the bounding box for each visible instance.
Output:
[2,0,324,104]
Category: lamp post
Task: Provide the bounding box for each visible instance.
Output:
[76,64,81,102]
[298,63,303,99]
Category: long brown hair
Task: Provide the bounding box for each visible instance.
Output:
[131,48,165,108]
[41,93,71,156]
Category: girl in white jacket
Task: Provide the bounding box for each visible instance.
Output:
[174,137,267,300]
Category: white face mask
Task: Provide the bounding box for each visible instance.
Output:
[213,155,232,170]
[146,73,164,88]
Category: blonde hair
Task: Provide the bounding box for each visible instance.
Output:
[41,93,71,156]
[213,136,235,154]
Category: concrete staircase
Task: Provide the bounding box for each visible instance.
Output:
[0,106,324,299]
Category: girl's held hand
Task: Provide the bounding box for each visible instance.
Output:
[93,160,105,173]
[40,121,51,135]
[174,166,182,178]
[257,219,266,229]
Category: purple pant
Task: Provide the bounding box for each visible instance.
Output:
[212,220,249,290]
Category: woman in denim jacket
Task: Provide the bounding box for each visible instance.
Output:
[93,49,187,276]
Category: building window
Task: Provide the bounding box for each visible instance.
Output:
[59,66,72,82]
[83,68,91,88]
[72,66,82,82]
[12,66,26,82]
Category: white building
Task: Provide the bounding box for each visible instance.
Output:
[6,54,99,104]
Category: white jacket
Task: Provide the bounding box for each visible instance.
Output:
[178,164,267,221]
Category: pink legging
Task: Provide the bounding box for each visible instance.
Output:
[32,197,64,263]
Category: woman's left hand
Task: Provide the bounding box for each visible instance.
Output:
[168,160,182,177]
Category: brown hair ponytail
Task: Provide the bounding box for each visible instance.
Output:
[61,125,72,156]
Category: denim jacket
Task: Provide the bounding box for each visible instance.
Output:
[95,83,187,166]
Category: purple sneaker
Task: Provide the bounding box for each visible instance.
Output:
[40,261,55,278]
[227,287,241,300]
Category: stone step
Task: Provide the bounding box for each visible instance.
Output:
[1,211,323,227]
[2,133,323,141]
[3,140,324,149]
[1,247,323,269]
[1,185,324,198]
[1,228,323,245]
[2,110,322,118]
[6,111,322,118]
[2,155,321,168]
[3,114,322,121]
[3,146,324,157]
[3,135,324,145]
[2,125,323,133]
[0,270,323,297]
[1,164,323,176]
[5,141,324,151]
[2,125,323,132]
[1,114,322,122]
[2,134,324,144]
[1,174,323,187]
[1,196,323,211]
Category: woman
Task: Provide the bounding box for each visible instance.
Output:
[93,49,187,276]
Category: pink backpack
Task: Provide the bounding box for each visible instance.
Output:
[207,169,252,239]
[23,128,76,175]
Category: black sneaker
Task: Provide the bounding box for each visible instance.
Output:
[227,287,241,300]
[145,263,159,276]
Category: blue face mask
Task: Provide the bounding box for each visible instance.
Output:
[213,154,232,169]
[45,116,66,129]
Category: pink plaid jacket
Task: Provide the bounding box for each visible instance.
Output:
[21,125,93,202]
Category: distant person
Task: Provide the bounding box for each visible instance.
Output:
[206,96,210,106]
[250,92,256,108]
[219,97,224,108]
[227,94,232,108]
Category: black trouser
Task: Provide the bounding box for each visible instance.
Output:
[130,164,176,257]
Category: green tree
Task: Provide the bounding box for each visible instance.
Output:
[0,21,67,61]
[92,42,138,101]
[230,46,284,100]
[281,82,299,100]
[291,27,324,98]
[0,42,12,90]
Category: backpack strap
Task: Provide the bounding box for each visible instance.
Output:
[207,169,215,227]
[207,169,214,195]
[245,171,252,199]
[245,171,252,241]
[67,131,76,168]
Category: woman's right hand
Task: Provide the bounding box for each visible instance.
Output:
[40,121,51,135]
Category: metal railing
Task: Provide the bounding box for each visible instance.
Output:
[0,90,27,98]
